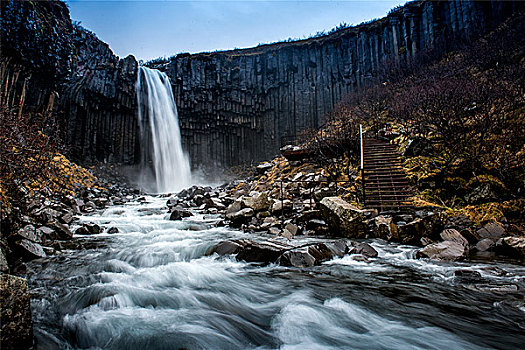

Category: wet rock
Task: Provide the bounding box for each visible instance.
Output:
[75,223,101,235]
[207,240,249,256]
[169,209,193,221]
[280,248,316,267]
[35,207,62,224]
[48,221,73,240]
[236,241,291,264]
[470,283,519,294]
[0,274,33,350]
[351,242,378,258]
[268,227,281,235]
[320,197,377,238]
[494,236,525,258]
[16,239,46,259]
[417,241,467,261]
[282,223,300,239]
[440,229,469,247]
[454,270,482,283]
[261,216,278,230]
[323,240,348,257]
[476,223,506,240]
[107,227,120,234]
[307,242,341,262]
[306,219,327,231]
[226,208,255,226]
[12,224,43,243]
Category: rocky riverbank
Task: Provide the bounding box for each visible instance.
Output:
[164,156,525,267]
[0,160,142,348]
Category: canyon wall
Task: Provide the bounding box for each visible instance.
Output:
[61,26,138,164]
[1,0,522,169]
[164,0,520,168]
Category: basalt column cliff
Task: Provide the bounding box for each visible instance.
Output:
[161,0,519,168]
[1,0,521,169]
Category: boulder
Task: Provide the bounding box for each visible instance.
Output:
[494,236,525,258]
[417,241,467,261]
[242,192,271,212]
[16,239,46,259]
[319,197,377,238]
[282,223,300,239]
[268,227,281,235]
[476,223,506,240]
[307,243,339,262]
[225,199,243,216]
[12,225,43,243]
[323,240,349,257]
[475,238,495,252]
[372,215,397,240]
[351,242,378,258]
[107,227,120,234]
[440,229,469,247]
[0,274,33,350]
[236,241,291,264]
[48,221,73,240]
[226,208,255,226]
[392,213,442,245]
[279,248,316,267]
[169,209,193,221]
[444,214,472,231]
[261,216,278,229]
[271,199,292,214]
[75,223,101,235]
[207,240,249,256]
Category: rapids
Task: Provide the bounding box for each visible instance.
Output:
[27,196,525,349]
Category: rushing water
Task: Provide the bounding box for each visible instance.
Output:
[136,67,192,193]
[28,196,525,350]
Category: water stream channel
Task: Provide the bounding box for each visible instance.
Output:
[27,195,525,350]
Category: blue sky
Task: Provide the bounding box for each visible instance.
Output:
[66,0,407,61]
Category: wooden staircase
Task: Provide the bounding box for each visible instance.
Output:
[362,138,413,212]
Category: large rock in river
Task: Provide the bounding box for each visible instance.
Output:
[0,274,34,349]
[417,241,467,261]
[319,197,376,238]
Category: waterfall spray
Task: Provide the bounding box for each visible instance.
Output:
[136,66,192,193]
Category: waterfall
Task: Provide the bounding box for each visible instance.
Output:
[136,66,191,193]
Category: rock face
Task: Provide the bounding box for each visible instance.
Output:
[157,1,521,168]
[0,274,34,350]
[1,0,521,169]
[61,25,139,164]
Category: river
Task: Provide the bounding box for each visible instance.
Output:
[27,195,525,350]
